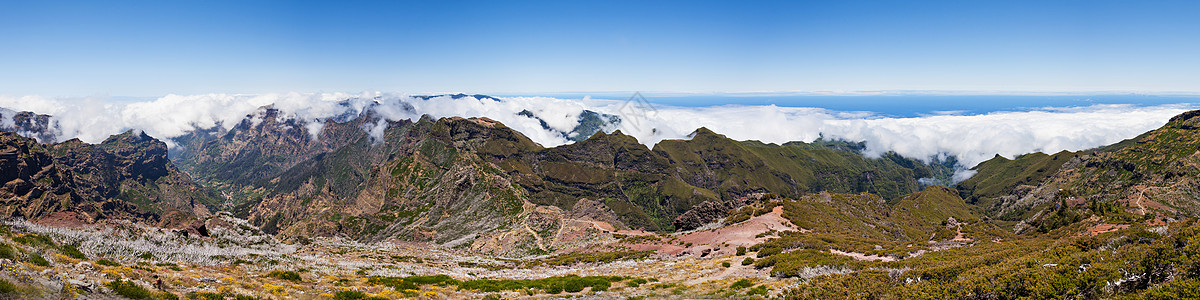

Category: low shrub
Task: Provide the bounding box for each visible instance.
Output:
[105,280,154,299]
[0,279,16,293]
[529,250,653,267]
[0,244,14,259]
[754,249,856,277]
[756,246,783,258]
[458,275,622,294]
[97,259,121,267]
[731,279,754,289]
[332,291,387,300]
[29,253,50,267]
[265,270,302,282]
[61,244,87,260]
[367,274,458,290]
[186,291,224,300]
[13,234,56,248]
[746,285,769,296]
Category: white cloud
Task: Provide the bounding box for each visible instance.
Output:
[0,93,1191,178]
[568,101,1188,169]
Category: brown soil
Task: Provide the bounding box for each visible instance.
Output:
[35,211,91,228]
[674,206,798,257]
[1085,223,1131,236]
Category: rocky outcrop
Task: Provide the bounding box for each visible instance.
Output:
[0,130,217,226]
[0,109,57,143]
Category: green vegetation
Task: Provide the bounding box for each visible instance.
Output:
[29,253,49,266]
[0,279,16,294]
[332,291,388,300]
[625,278,649,288]
[527,250,653,267]
[97,259,121,266]
[458,275,622,294]
[265,270,302,282]
[185,291,224,300]
[956,151,1077,207]
[779,220,1200,299]
[365,274,635,295]
[1035,199,1086,233]
[0,243,15,259]
[730,279,754,289]
[105,280,176,300]
[746,285,769,296]
[755,249,858,277]
[367,274,458,290]
[60,244,87,260]
[12,234,56,248]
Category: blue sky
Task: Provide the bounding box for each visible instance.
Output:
[1,1,1198,97]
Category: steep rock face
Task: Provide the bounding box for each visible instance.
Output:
[172,107,368,195]
[0,109,57,143]
[0,132,77,218]
[231,117,554,256]
[488,129,711,232]
[0,131,216,225]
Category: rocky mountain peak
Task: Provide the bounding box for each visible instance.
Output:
[0,108,58,143]
[98,130,171,181]
[687,127,726,141]
[1168,109,1200,129]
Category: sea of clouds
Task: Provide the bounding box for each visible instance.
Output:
[0,92,1192,180]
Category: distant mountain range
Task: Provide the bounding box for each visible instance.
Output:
[3,94,1198,257]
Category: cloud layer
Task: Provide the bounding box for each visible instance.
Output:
[0,93,1191,173]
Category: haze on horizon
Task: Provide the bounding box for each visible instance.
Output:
[1,0,1199,97]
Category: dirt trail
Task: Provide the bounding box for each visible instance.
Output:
[1085,223,1130,236]
[829,249,896,262]
[951,224,972,242]
[561,218,616,232]
[672,206,798,256]
[1129,179,1189,215]
[1135,191,1148,215]
[523,224,548,252]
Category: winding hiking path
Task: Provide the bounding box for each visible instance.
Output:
[1135,191,1147,215]
[523,224,548,252]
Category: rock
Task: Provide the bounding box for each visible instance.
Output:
[945,217,959,229]
[75,261,94,271]
[67,279,94,293]
[673,200,731,231]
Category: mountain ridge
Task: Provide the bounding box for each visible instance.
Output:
[0,130,218,227]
